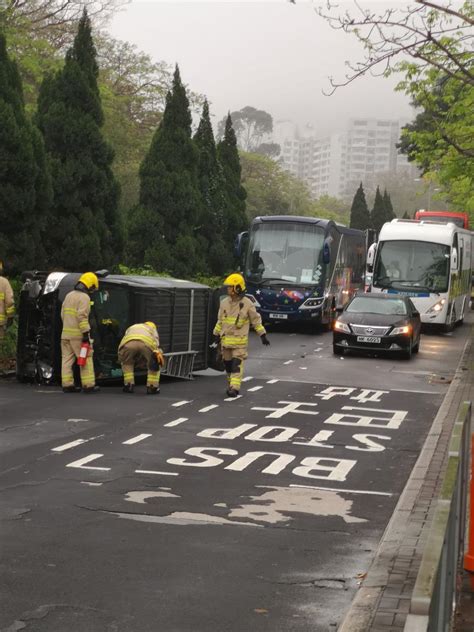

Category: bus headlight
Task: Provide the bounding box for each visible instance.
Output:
[427,298,446,314]
[334,321,350,333]
[300,297,324,310]
[246,294,261,308]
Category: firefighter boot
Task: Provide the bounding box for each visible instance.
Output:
[227,388,239,398]
[147,385,160,395]
[123,384,134,394]
[62,385,81,393]
[82,385,100,394]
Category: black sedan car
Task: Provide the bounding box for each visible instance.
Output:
[333,293,421,359]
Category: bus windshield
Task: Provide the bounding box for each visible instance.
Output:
[245,222,325,285]
[373,240,450,293]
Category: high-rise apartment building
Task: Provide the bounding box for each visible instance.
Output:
[278,118,416,199]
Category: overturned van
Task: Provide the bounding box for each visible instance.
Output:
[17,271,220,384]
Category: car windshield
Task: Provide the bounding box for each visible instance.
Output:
[245,222,325,285]
[346,297,407,316]
[373,240,450,293]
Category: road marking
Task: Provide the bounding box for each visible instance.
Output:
[135,469,179,477]
[224,395,243,402]
[81,481,103,486]
[283,360,294,365]
[122,434,152,445]
[242,376,253,382]
[52,439,88,452]
[164,417,188,427]
[172,400,191,408]
[299,367,308,370]
[248,386,263,392]
[267,379,279,384]
[67,418,89,422]
[66,454,110,471]
[290,484,393,497]
[199,405,219,413]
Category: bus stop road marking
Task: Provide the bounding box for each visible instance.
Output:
[290,484,393,497]
[135,469,179,477]
[247,386,263,392]
[122,434,152,445]
[172,400,192,408]
[199,405,219,413]
[66,454,110,471]
[164,418,189,427]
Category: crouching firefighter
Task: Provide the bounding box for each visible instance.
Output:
[212,273,270,398]
[61,272,99,394]
[118,322,164,394]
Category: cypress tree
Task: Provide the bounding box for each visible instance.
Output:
[217,113,248,251]
[370,186,387,233]
[383,189,395,221]
[36,10,122,271]
[402,211,410,219]
[0,33,52,273]
[349,182,370,230]
[194,100,230,274]
[132,65,203,277]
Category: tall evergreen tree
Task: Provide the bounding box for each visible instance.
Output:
[402,211,410,219]
[349,182,370,230]
[130,65,203,277]
[194,100,229,273]
[0,33,52,273]
[217,113,247,250]
[36,10,122,270]
[370,186,387,233]
[383,189,395,221]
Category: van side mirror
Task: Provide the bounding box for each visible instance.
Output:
[451,248,458,271]
[323,241,331,265]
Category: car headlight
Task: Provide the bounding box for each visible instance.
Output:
[334,321,350,333]
[390,325,412,336]
[246,294,261,308]
[300,297,324,310]
[427,298,446,314]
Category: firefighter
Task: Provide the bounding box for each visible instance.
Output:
[213,273,270,398]
[118,321,164,394]
[0,261,14,345]
[61,272,99,394]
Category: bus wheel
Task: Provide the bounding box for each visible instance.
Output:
[443,306,456,333]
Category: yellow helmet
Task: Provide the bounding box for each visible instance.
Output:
[79,272,99,291]
[224,273,246,294]
[145,321,157,330]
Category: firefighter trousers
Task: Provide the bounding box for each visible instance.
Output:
[118,340,160,388]
[222,347,247,392]
[61,339,95,388]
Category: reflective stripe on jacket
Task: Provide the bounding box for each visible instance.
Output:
[119,323,160,352]
[213,295,265,349]
[0,276,14,326]
[61,290,91,340]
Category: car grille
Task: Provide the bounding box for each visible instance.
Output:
[350,324,392,336]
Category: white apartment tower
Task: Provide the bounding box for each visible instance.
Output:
[278,118,413,199]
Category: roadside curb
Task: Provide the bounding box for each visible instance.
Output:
[338,327,473,632]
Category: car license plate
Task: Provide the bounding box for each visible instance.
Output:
[357,336,381,343]
[269,313,288,320]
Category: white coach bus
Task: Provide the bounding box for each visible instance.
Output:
[368,219,472,331]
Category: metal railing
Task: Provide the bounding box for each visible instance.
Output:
[404,401,471,631]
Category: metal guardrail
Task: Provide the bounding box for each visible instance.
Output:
[404,401,472,632]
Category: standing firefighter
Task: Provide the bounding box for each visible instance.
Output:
[0,261,14,344]
[213,273,270,398]
[118,322,164,394]
[61,272,99,394]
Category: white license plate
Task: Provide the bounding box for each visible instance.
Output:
[269,313,288,320]
[357,336,381,343]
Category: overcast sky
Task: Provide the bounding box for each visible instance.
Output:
[107,1,414,137]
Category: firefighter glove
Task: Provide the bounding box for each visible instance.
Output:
[149,355,160,371]
[82,332,91,344]
[210,334,220,349]
[261,334,270,346]
[6,318,13,329]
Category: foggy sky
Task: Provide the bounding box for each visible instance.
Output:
[107,1,414,136]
